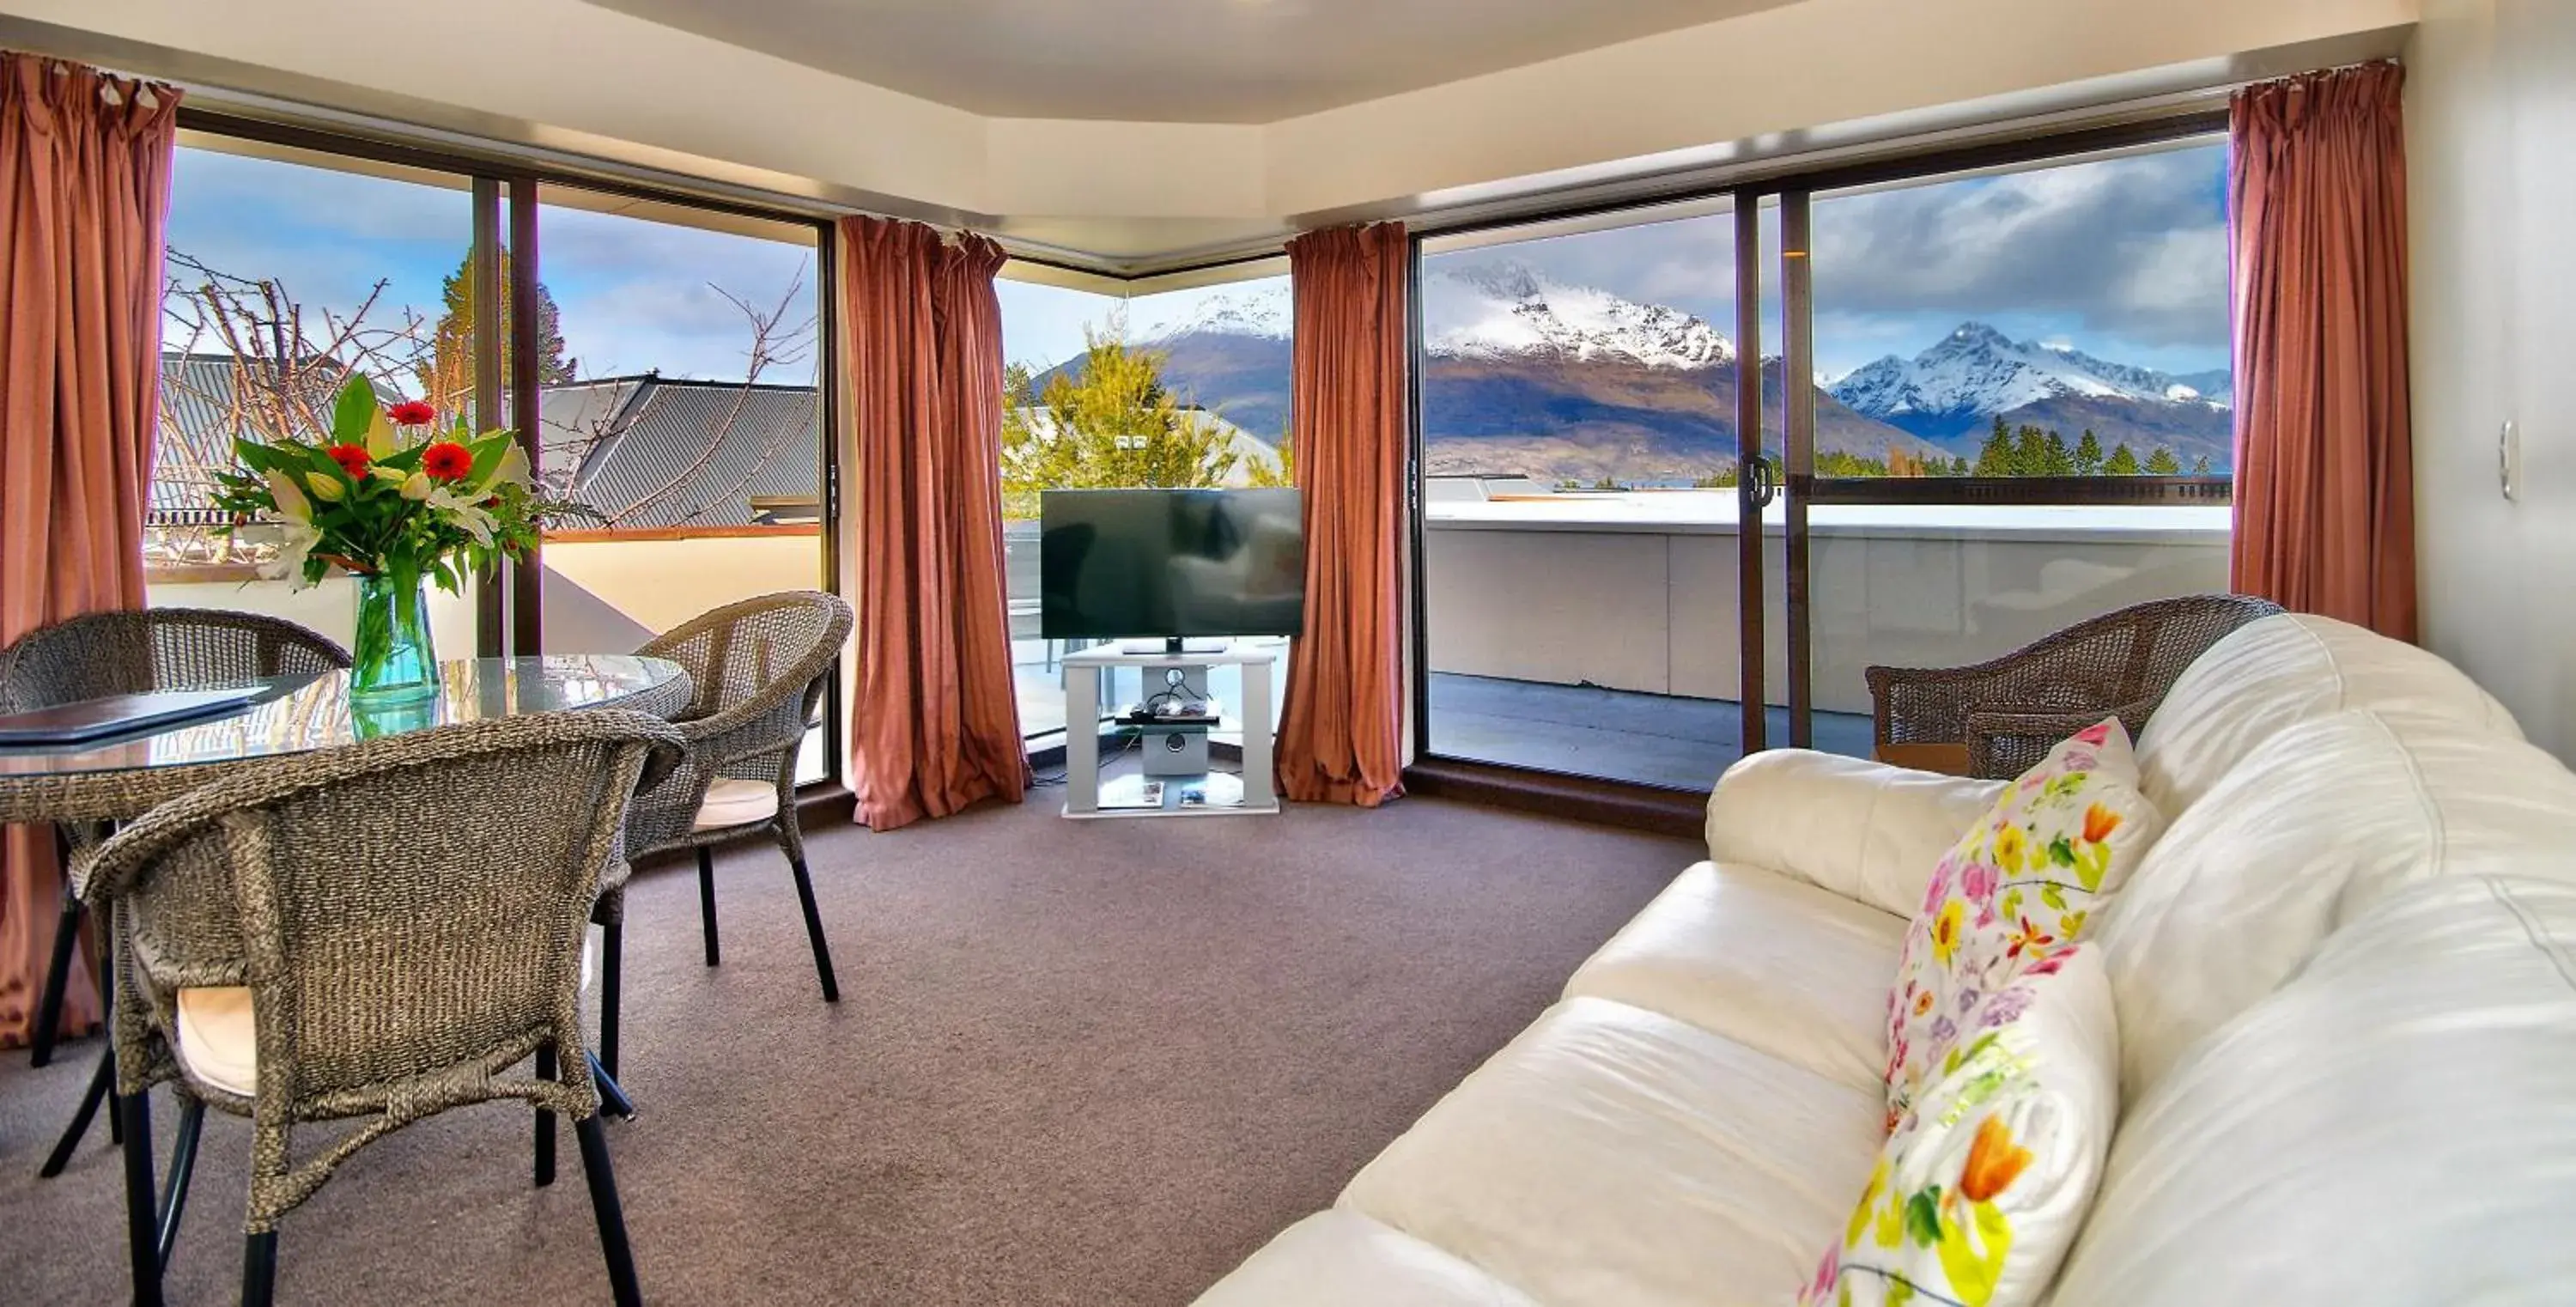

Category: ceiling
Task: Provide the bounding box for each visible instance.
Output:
[576,0,1797,123]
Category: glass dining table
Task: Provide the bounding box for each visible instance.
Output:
[0,654,690,1179]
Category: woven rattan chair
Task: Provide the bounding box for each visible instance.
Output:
[78,709,683,1307]
[1864,593,2284,780]
[0,608,349,1069]
[595,591,854,1071]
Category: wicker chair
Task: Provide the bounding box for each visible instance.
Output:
[0,608,349,1069]
[596,591,854,1071]
[1864,593,2284,780]
[77,709,684,1307]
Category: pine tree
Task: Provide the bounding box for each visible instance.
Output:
[1950,455,1971,477]
[419,249,572,416]
[2014,425,2051,478]
[2146,446,2182,475]
[2105,443,2142,475]
[2041,429,2075,477]
[2075,429,2105,476]
[999,332,1245,519]
[1973,416,2018,477]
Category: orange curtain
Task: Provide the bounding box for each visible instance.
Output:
[1278,223,1409,807]
[0,52,180,1047]
[836,216,1029,830]
[2228,62,2416,641]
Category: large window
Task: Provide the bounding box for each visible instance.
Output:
[149,125,842,785]
[1413,135,2235,790]
[997,268,1292,756]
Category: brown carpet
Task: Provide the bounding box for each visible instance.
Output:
[0,791,1692,1305]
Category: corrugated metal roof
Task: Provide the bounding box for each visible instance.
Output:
[544,377,820,529]
[149,357,822,532]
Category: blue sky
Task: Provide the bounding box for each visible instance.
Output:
[165,146,822,388]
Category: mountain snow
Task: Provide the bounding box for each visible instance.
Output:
[1830,321,2229,422]
[1422,263,1733,369]
[1132,282,1292,343]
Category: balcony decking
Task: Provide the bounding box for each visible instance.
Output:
[1427,672,1873,792]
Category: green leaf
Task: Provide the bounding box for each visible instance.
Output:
[331,374,380,445]
[1883,1279,1914,1307]
[1904,1188,1945,1248]
[2048,836,2076,867]
[2040,883,2069,911]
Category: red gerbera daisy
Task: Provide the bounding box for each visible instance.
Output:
[325,445,371,477]
[387,400,437,426]
[421,441,474,482]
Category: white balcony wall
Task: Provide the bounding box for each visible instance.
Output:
[1425,495,2231,717]
[149,572,482,660]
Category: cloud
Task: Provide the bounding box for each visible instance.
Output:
[1423,143,2229,368]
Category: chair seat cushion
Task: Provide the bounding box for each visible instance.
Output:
[174,985,258,1097]
[694,777,781,830]
[1564,860,1908,1092]
[1339,996,1886,1307]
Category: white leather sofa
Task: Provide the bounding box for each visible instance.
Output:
[1198,613,2576,1306]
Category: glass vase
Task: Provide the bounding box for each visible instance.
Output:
[349,573,440,708]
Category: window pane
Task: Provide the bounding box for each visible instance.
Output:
[1804,143,2235,737]
[531,191,830,781]
[999,271,1293,757]
[149,137,486,660]
[1419,207,1769,788]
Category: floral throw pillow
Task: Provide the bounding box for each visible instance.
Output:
[1883,720,2160,1131]
[1802,945,2120,1307]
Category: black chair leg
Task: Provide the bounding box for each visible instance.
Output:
[118,1091,162,1307]
[29,887,82,1068]
[574,1113,644,1307]
[786,856,839,1003]
[241,1230,278,1307]
[599,917,623,1080]
[533,1045,557,1188]
[696,848,720,967]
[159,1097,204,1270]
[39,1048,113,1178]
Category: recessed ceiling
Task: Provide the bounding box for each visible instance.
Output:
[579,0,1799,123]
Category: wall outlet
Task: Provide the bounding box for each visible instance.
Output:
[2500,419,2522,502]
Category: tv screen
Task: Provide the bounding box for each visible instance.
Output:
[1040,489,1305,641]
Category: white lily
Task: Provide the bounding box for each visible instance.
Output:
[264,469,313,523]
[479,442,532,493]
[304,471,346,503]
[400,471,434,502]
[258,520,325,587]
[424,486,499,546]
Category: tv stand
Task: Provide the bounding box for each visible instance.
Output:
[1060,642,1280,819]
[1121,636,1230,655]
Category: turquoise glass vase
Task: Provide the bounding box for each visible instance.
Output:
[349,573,440,708]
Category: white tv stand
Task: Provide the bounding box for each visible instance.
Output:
[1060,642,1280,819]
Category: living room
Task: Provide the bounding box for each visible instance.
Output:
[1,0,2571,1304]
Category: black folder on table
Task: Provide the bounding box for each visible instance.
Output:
[0,685,275,747]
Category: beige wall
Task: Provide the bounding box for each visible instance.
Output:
[147,573,482,658]
[2407,0,2576,760]
[540,535,825,647]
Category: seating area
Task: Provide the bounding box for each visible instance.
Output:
[2,2,2573,1304]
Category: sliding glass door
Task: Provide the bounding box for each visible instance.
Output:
[1411,122,2235,789]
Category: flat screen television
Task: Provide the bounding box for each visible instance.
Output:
[1040,489,1305,650]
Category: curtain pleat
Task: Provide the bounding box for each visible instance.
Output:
[837,216,1029,830]
[2228,62,2417,640]
[1278,223,1409,807]
[0,52,180,1048]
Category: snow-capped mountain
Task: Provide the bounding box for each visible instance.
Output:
[1423,263,1733,369]
[1131,282,1291,343]
[1829,321,2229,440]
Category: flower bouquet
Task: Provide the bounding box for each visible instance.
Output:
[213,374,591,705]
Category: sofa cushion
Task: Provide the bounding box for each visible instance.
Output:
[2046,876,2576,1307]
[1339,996,1884,1307]
[1706,748,2008,918]
[2093,708,2576,1097]
[1194,1210,1540,1307]
[2135,611,2522,817]
[1564,860,1907,1092]
[1886,721,2160,1127]
[1803,945,2118,1307]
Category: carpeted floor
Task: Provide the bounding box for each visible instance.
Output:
[0,792,1692,1304]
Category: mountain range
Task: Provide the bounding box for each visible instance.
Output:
[1033,265,2232,481]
